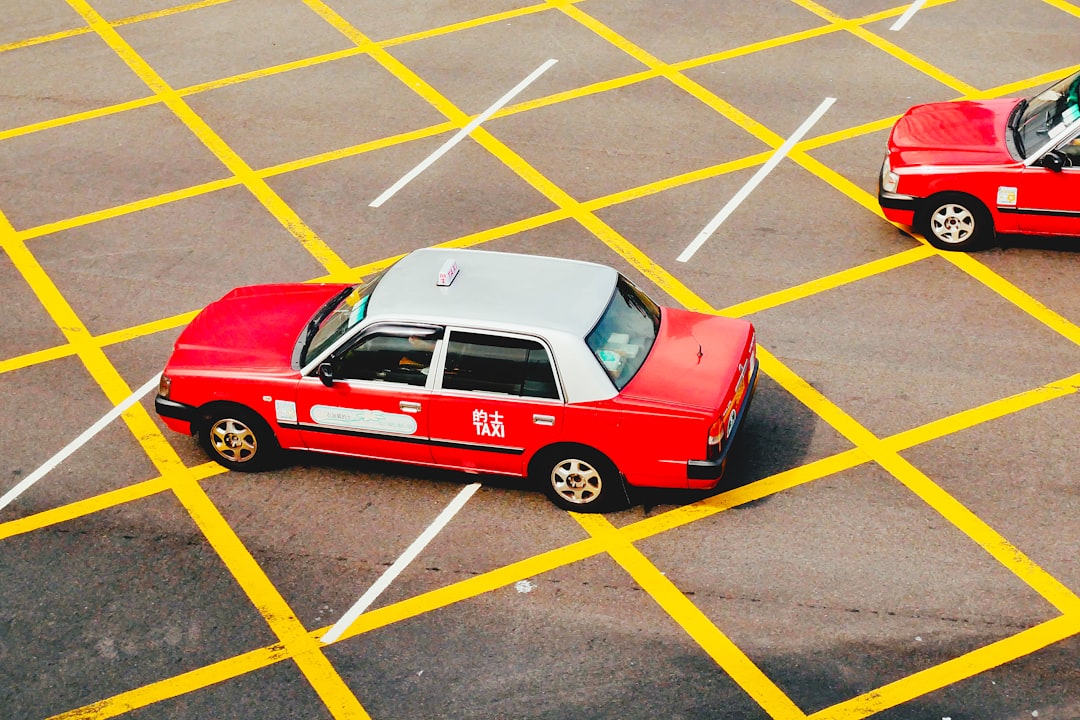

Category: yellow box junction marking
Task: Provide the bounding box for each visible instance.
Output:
[0,0,1077,717]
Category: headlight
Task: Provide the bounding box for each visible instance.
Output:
[158,374,171,399]
[881,156,900,193]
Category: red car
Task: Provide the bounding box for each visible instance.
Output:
[879,69,1080,251]
[155,248,757,512]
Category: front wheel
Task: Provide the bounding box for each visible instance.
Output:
[535,446,627,513]
[917,193,994,251]
[198,405,280,472]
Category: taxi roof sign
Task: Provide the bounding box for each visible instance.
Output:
[437,258,459,286]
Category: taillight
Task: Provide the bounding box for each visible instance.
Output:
[708,415,724,446]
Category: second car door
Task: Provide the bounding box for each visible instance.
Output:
[428,329,564,475]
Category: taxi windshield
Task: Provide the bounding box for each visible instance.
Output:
[586,275,660,389]
[302,273,384,365]
[1017,70,1080,158]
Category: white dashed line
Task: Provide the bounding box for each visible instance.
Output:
[0,371,163,512]
[321,481,482,644]
[369,58,558,208]
[890,1,926,31]
[676,97,836,263]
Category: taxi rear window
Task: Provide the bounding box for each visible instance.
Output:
[586,275,660,389]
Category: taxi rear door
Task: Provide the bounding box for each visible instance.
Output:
[428,329,563,475]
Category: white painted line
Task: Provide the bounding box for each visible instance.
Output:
[676,97,836,263]
[370,59,558,208]
[321,481,482,644]
[890,0,926,31]
[0,371,163,513]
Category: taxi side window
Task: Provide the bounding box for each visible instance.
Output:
[442,332,558,399]
[335,333,434,387]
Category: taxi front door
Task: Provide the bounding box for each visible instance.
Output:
[293,328,439,464]
[1016,141,1080,235]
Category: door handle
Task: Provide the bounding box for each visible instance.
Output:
[532,414,555,426]
[400,401,421,413]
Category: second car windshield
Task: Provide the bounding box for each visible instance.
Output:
[303,274,384,365]
[1017,70,1080,158]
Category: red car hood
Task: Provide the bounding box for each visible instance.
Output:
[169,283,349,371]
[620,308,753,411]
[888,98,1019,167]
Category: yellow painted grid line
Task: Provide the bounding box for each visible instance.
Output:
[4,193,367,715]
[63,0,350,277]
[787,0,978,95]
[0,211,183,478]
[48,645,290,720]
[10,364,1079,718]
[2,0,1071,716]
[1039,0,1080,18]
[0,2,562,146]
[810,615,1080,720]
[5,1,374,715]
[169,478,372,719]
[0,0,235,54]
[573,513,807,719]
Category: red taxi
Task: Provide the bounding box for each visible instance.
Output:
[155,248,757,512]
[879,69,1080,251]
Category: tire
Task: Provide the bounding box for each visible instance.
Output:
[198,404,280,472]
[535,445,627,513]
[916,193,994,251]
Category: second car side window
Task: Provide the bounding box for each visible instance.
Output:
[335,333,436,387]
[441,332,558,399]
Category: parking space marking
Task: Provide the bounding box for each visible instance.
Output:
[677,97,835,262]
[64,0,352,277]
[574,513,809,720]
[889,1,927,31]
[369,59,558,208]
[322,482,482,645]
[0,371,161,512]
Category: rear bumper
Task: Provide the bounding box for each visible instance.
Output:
[687,360,758,483]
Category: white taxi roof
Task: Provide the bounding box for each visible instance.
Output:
[365,247,618,338]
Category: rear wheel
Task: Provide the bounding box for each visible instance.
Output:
[917,193,994,251]
[198,405,280,472]
[535,445,627,513]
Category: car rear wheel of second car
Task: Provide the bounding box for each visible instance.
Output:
[917,193,994,251]
[535,445,628,513]
[198,404,281,472]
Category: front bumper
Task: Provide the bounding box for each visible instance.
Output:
[155,395,198,434]
[687,359,759,482]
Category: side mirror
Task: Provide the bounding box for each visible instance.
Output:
[318,362,334,387]
[1042,150,1066,172]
